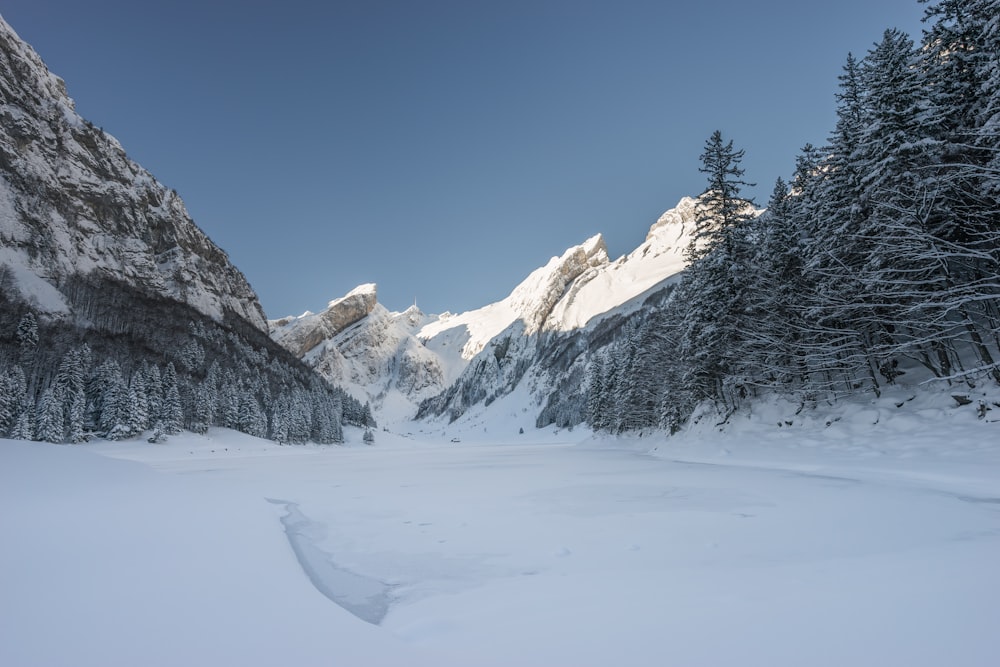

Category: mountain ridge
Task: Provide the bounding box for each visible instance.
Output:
[270,197,702,426]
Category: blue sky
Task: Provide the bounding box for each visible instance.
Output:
[4,1,926,317]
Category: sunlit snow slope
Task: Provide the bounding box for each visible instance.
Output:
[271,198,702,425]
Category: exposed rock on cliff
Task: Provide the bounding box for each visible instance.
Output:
[0,16,266,330]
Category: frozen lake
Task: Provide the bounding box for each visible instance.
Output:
[2,417,999,666]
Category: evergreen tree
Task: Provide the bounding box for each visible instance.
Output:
[10,401,35,441]
[0,366,27,436]
[162,383,184,435]
[585,354,610,431]
[237,393,267,438]
[128,373,150,435]
[677,131,758,413]
[55,349,88,443]
[689,130,757,261]
[189,384,213,434]
[35,386,64,443]
[16,311,38,384]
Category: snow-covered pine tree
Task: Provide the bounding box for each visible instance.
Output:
[585,353,610,431]
[10,399,35,441]
[16,311,38,387]
[237,392,267,438]
[361,402,376,429]
[55,349,88,444]
[189,383,213,434]
[727,178,804,394]
[99,369,131,440]
[676,131,758,413]
[162,383,184,435]
[0,366,26,436]
[690,130,757,262]
[128,372,150,436]
[269,396,289,444]
[143,363,163,408]
[35,386,64,443]
[917,0,1000,382]
[160,363,184,434]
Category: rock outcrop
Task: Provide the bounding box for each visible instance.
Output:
[0,16,266,330]
[270,283,378,358]
[270,291,446,423]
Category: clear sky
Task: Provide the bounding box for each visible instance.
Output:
[3,0,926,317]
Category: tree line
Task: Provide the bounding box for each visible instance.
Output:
[587,0,1000,433]
[0,308,375,445]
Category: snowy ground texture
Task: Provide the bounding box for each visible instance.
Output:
[2,388,999,666]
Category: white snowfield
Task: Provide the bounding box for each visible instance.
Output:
[2,389,999,666]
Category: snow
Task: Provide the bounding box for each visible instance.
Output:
[3,391,999,666]
[0,247,70,314]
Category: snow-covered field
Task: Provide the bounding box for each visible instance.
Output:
[3,391,999,666]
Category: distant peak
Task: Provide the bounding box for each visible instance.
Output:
[329,283,376,307]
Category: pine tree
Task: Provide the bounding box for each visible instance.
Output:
[585,354,610,431]
[35,387,64,443]
[189,384,213,434]
[10,402,35,441]
[269,397,289,443]
[690,130,757,261]
[677,131,758,413]
[16,311,38,385]
[55,349,88,443]
[917,0,1000,382]
[99,371,130,440]
[159,363,184,434]
[162,384,184,435]
[361,402,375,429]
[129,373,150,435]
[0,366,27,436]
[237,393,267,438]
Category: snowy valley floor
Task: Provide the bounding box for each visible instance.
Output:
[2,390,1000,666]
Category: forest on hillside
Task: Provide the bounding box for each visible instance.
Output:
[0,276,374,444]
[588,0,1000,433]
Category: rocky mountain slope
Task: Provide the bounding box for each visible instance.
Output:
[415,198,699,428]
[0,15,354,445]
[272,198,700,427]
[0,16,265,329]
[270,284,446,422]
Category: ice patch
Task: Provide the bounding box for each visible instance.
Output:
[267,498,395,624]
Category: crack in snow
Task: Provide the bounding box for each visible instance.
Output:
[266,498,394,625]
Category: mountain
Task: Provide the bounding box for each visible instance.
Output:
[415,197,699,429]
[0,15,353,444]
[270,284,445,423]
[0,17,264,329]
[271,197,699,427]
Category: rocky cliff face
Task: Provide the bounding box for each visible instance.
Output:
[270,284,379,358]
[270,289,446,422]
[0,16,266,330]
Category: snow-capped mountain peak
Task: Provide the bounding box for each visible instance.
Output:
[269,198,701,426]
[415,233,611,366]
